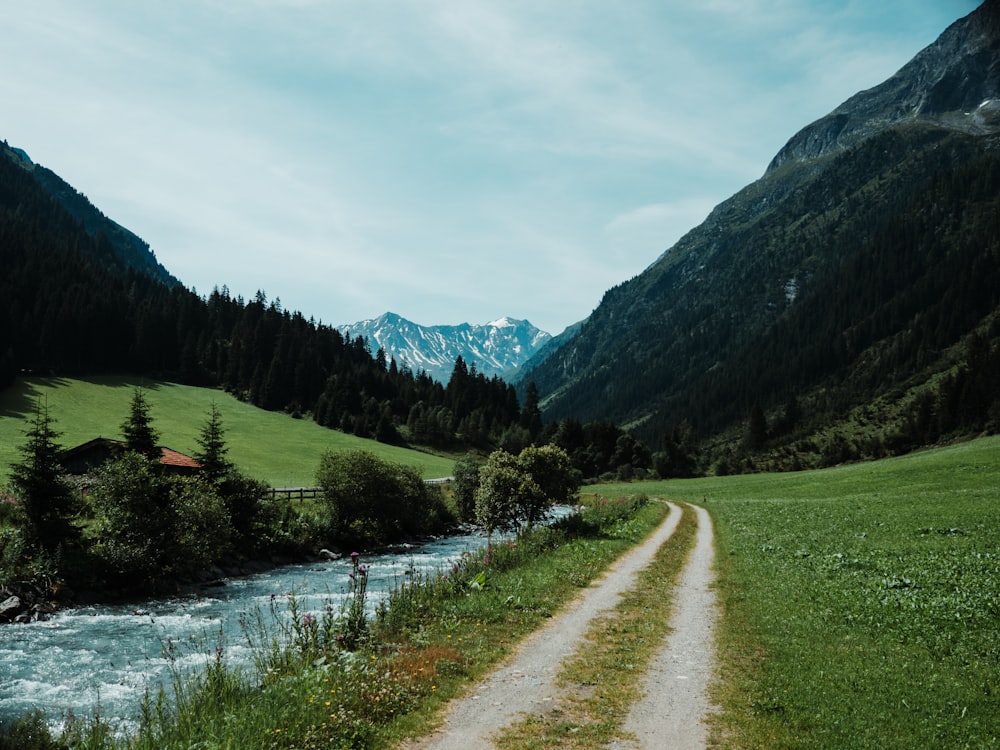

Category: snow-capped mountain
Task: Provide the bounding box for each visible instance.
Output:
[337,312,552,383]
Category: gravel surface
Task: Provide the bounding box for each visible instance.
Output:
[612,503,718,749]
[406,501,718,749]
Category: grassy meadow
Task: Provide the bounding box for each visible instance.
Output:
[593,435,1000,748]
[0,376,455,487]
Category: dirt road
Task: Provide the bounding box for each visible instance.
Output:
[406,501,718,749]
[612,503,717,749]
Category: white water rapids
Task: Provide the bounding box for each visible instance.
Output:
[0,530,491,734]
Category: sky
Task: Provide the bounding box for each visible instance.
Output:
[3,1,981,335]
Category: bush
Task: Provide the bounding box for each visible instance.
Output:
[89,453,174,585]
[0,527,27,584]
[0,711,63,750]
[89,455,245,584]
[211,470,269,552]
[253,496,324,555]
[0,490,23,527]
[452,453,484,522]
[170,478,233,576]
[316,450,452,545]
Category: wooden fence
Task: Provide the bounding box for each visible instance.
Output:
[268,477,453,502]
[267,486,322,502]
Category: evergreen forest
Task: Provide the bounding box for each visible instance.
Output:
[525,126,1000,471]
[0,141,650,481]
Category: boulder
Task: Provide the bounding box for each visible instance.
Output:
[0,595,24,622]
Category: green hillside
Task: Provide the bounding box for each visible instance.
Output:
[0,376,455,487]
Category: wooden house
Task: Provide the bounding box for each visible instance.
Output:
[59,437,201,476]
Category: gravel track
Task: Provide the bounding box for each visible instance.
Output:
[612,503,718,749]
[406,501,717,749]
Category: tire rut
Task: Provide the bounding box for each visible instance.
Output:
[612,503,718,749]
[406,502,698,749]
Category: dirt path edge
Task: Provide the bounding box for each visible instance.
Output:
[405,502,684,750]
[612,503,718,749]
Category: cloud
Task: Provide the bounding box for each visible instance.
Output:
[604,199,718,267]
[1,0,980,335]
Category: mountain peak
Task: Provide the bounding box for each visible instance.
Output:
[767,0,1000,173]
[337,313,551,382]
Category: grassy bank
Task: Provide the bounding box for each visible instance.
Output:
[594,436,1000,748]
[1,495,666,749]
[0,376,454,486]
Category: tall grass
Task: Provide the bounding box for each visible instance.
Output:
[0,376,454,486]
[1,495,663,749]
[593,436,1000,748]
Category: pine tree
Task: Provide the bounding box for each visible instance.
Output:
[10,400,79,551]
[122,388,159,459]
[519,382,543,438]
[746,402,768,451]
[195,403,231,481]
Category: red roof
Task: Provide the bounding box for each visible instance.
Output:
[159,447,201,470]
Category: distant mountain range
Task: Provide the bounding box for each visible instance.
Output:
[337,312,551,383]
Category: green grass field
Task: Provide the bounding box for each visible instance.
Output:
[590,436,1000,749]
[0,376,455,487]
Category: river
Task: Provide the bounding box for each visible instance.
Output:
[0,530,491,734]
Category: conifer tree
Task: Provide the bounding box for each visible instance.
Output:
[519,382,543,438]
[195,403,231,481]
[746,402,768,451]
[122,388,159,459]
[10,400,79,551]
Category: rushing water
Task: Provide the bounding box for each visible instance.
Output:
[0,531,491,732]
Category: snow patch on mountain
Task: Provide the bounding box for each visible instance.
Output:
[337,312,552,383]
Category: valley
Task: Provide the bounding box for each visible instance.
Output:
[1,2,998,747]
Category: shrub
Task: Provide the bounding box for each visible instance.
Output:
[0,490,23,526]
[89,452,174,585]
[316,450,451,545]
[170,478,233,576]
[451,453,484,522]
[0,527,26,584]
[0,711,63,750]
[212,470,269,552]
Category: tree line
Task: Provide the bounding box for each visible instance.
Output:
[0,138,666,478]
[0,145,533,450]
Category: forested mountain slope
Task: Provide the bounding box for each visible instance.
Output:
[1,142,178,286]
[522,0,1000,466]
[0,141,524,450]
